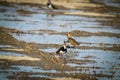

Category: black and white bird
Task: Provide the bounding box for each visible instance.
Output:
[56,42,67,56]
[47,0,54,10]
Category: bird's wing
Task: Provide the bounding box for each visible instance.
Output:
[68,37,79,45]
[56,46,64,53]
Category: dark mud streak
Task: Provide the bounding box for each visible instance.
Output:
[0,1,15,7]
[16,9,38,16]
[0,19,23,21]
[67,59,96,65]
[69,30,120,38]
[96,16,120,29]
[0,9,6,12]
[1,26,120,38]
[3,28,120,38]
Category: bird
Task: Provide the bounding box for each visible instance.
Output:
[67,32,79,48]
[56,42,67,56]
[47,0,55,10]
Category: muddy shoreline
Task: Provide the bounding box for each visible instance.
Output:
[0,26,98,80]
[0,28,98,80]
[0,25,119,79]
[1,26,120,52]
[0,0,120,80]
[0,0,120,18]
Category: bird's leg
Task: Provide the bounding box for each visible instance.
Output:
[71,47,75,54]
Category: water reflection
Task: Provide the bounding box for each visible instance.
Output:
[93,0,120,8]
[0,1,120,80]
[68,49,120,80]
[0,51,25,56]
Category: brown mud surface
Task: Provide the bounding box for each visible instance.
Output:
[0,0,120,80]
[0,28,97,80]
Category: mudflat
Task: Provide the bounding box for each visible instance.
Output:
[0,0,120,80]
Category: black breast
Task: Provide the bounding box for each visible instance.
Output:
[56,46,67,55]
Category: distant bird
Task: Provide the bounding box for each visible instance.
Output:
[56,42,67,56]
[47,0,55,10]
[67,32,79,48]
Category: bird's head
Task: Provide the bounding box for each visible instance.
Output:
[62,41,67,48]
[67,32,71,38]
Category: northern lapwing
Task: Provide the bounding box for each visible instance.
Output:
[47,0,55,10]
[67,32,79,48]
[56,42,67,56]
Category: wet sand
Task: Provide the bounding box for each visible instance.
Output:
[0,30,96,80]
[0,0,120,80]
[2,0,120,17]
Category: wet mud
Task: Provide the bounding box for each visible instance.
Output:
[0,0,120,80]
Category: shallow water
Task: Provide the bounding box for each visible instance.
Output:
[0,51,26,56]
[0,1,120,80]
[93,0,120,8]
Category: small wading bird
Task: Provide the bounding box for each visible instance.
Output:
[67,32,79,48]
[55,32,79,57]
[56,42,68,56]
[47,0,55,10]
